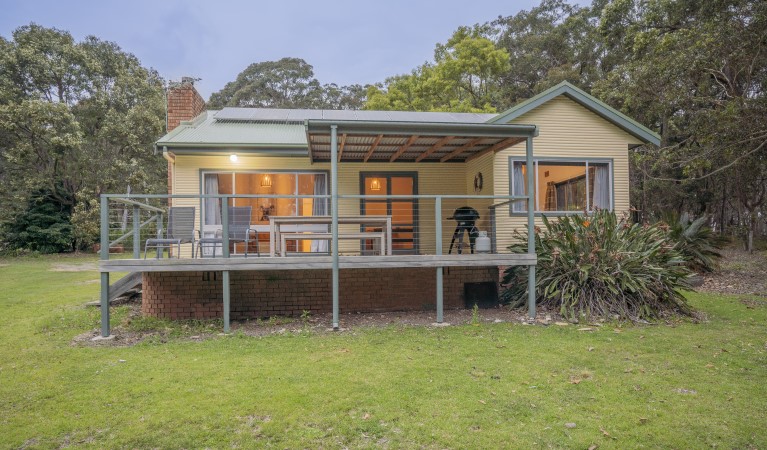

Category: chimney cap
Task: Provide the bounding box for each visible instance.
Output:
[170,76,201,89]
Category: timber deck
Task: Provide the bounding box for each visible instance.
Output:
[100,253,536,273]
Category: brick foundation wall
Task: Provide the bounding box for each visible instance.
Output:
[142,267,499,320]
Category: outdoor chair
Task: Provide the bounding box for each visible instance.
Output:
[196,206,258,257]
[144,207,196,259]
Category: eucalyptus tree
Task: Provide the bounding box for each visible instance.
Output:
[594,0,767,250]
[208,57,366,110]
[365,27,510,112]
[0,24,166,250]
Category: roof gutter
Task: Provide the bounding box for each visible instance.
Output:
[305,119,538,138]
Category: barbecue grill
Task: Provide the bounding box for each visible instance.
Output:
[447,206,480,254]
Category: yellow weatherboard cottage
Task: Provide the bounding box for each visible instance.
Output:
[96,80,659,337]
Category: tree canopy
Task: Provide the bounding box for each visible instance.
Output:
[0,24,166,251]
[207,57,366,110]
[365,28,510,112]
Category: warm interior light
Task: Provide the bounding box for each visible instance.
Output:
[261,174,272,187]
[229,154,238,162]
[370,178,381,191]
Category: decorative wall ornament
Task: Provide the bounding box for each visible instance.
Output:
[473,172,484,193]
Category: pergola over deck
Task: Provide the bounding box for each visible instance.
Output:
[98,118,540,336]
[305,120,533,163]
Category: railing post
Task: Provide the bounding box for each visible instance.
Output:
[99,195,110,337]
[331,125,340,330]
[156,212,164,259]
[222,196,230,258]
[490,207,497,254]
[525,137,536,319]
[435,197,443,323]
[132,205,140,259]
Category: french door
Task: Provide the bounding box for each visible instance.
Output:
[360,172,418,254]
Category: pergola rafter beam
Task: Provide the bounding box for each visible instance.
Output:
[363,134,383,163]
[337,133,347,162]
[389,135,419,162]
[439,137,484,162]
[415,136,455,162]
[465,137,523,162]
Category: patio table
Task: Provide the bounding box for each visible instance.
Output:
[269,215,392,257]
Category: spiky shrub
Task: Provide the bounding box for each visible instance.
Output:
[501,210,693,322]
[657,212,723,273]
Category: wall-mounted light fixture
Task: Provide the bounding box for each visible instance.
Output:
[370,178,381,191]
[261,174,272,187]
[229,154,238,163]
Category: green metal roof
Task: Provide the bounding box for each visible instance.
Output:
[488,81,661,146]
[157,110,309,150]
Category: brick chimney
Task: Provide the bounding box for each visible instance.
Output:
[166,76,206,132]
[165,77,205,197]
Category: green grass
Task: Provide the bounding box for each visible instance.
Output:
[1,255,766,448]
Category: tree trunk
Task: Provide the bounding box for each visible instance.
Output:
[719,178,727,234]
[747,210,757,253]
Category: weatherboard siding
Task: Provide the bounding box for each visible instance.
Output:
[172,154,471,255]
[492,96,637,251]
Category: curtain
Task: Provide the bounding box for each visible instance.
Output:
[545,182,557,211]
[592,165,610,209]
[204,175,221,225]
[512,163,527,212]
[310,175,329,253]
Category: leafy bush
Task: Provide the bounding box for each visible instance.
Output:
[501,210,693,322]
[1,191,73,254]
[657,212,723,273]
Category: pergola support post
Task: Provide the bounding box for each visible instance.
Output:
[99,195,110,337]
[223,270,230,333]
[330,125,340,330]
[525,137,536,319]
[435,197,443,323]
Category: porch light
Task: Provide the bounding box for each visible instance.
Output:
[261,174,272,187]
[229,154,238,162]
[370,178,381,191]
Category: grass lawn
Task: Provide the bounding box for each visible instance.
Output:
[1,254,766,448]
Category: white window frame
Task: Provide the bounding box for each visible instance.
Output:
[509,157,613,214]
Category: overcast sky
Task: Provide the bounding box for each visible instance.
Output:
[1,0,583,100]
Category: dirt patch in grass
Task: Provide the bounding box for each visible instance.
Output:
[50,262,99,272]
[700,248,767,297]
[72,304,569,347]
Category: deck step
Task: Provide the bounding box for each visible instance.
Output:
[108,272,143,302]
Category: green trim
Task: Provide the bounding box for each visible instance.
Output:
[306,119,538,138]
[489,81,660,146]
[157,143,309,151]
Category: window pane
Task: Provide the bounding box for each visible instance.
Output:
[364,177,387,195]
[391,201,414,224]
[203,173,232,225]
[511,161,527,212]
[297,174,327,216]
[391,177,414,195]
[589,163,610,210]
[538,162,587,211]
[364,201,388,216]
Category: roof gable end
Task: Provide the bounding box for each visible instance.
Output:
[488,81,660,146]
